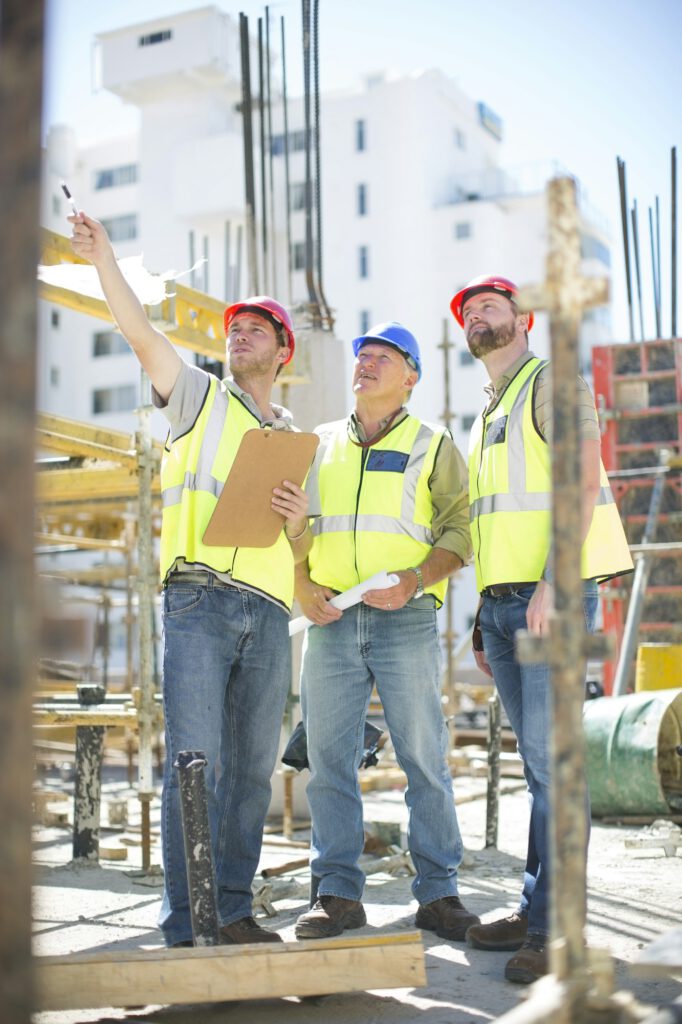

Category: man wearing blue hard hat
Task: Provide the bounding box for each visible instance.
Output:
[293,321,479,943]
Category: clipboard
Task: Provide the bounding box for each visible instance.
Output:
[202,429,319,548]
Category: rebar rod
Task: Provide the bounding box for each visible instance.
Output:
[239,12,259,293]
[617,157,635,341]
[301,0,319,314]
[280,16,293,304]
[631,200,645,340]
[265,6,277,296]
[672,146,678,337]
[649,205,661,338]
[257,17,269,293]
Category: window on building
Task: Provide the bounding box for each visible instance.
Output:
[357,183,368,216]
[581,233,611,267]
[100,214,138,243]
[271,129,313,156]
[459,350,474,366]
[139,29,172,46]
[92,384,137,415]
[359,310,370,334]
[454,128,466,150]
[290,182,306,211]
[358,245,369,279]
[454,221,472,240]
[93,331,130,357]
[291,242,305,271]
[51,310,60,328]
[355,119,366,152]
[461,413,477,431]
[50,366,60,388]
[94,164,138,190]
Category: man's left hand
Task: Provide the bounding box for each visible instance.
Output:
[362,570,417,612]
[526,580,553,635]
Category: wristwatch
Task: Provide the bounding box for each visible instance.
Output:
[410,566,424,599]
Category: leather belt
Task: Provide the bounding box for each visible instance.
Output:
[165,570,234,590]
[481,582,535,597]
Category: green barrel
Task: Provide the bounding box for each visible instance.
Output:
[584,689,682,816]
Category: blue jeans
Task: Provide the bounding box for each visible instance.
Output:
[301,599,463,905]
[158,579,290,946]
[479,581,598,935]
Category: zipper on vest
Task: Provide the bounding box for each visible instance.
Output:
[353,448,369,581]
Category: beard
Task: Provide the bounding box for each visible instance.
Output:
[466,319,517,358]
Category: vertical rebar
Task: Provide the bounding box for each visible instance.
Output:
[656,195,662,336]
[265,6,277,295]
[617,157,635,341]
[224,219,232,301]
[631,200,645,341]
[281,15,293,304]
[257,17,269,293]
[649,205,661,339]
[0,2,44,1016]
[175,751,221,946]
[312,0,333,327]
[72,684,106,861]
[239,12,259,294]
[301,0,319,314]
[672,147,678,337]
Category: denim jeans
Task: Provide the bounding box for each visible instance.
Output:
[479,580,598,935]
[158,578,290,946]
[301,599,464,905]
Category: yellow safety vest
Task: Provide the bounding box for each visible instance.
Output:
[307,415,449,606]
[468,357,633,592]
[160,376,294,610]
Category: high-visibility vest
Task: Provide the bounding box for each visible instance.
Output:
[306,414,449,605]
[468,357,633,591]
[160,376,294,610]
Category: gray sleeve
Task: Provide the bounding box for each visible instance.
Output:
[152,362,214,440]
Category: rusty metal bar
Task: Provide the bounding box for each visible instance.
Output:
[0,1,44,1019]
[485,692,501,848]
[175,751,221,946]
[239,12,259,294]
[135,372,158,870]
[72,684,106,861]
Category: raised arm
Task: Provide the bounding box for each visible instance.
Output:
[69,213,183,401]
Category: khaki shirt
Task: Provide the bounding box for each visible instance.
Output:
[484,351,600,442]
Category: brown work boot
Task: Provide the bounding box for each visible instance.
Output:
[504,933,548,984]
[220,916,282,944]
[415,896,480,942]
[466,911,528,951]
[295,895,367,939]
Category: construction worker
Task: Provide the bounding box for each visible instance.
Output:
[450,275,632,983]
[70,212,311,948]
[293,322,480,942]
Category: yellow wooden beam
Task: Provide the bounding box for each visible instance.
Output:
[34,932,426,1011]
[34,532,126,552]
[37,466,160,504]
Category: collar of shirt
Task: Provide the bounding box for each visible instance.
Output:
[349,406,408,443]
[484,351,537,411]
[224,377,293,428]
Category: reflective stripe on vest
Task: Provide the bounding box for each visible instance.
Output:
[468,357,633,590]
[159,377,295,610]
[307,415,448,605]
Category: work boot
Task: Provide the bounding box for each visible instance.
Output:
[466,911,528,951]
[504,932,548,984]
[295,895,367,939]
[415,896,480,942]
[220,916,282,944]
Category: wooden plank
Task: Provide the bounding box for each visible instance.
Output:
[34,932,426,1010]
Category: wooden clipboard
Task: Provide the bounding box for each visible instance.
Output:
[202,429,319,548]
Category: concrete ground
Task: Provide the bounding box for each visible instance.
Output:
[32,772,681,1024]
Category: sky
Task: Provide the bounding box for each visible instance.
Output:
[43,0,682,342]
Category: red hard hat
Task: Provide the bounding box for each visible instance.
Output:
[450,275,534,331]
[223,296,295,364]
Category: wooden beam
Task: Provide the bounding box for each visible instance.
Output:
[34,932,426,1011]
[0,2,44,1020]
[37,465,161,504]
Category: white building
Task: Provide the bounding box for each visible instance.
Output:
[39,4,614,640]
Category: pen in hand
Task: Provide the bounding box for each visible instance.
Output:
[60,181,79,218]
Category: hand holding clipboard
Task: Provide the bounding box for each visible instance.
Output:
[202,429,319,548]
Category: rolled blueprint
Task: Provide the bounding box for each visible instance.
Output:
[288,570,400,636]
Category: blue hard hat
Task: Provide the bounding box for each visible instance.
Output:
[351,321,422,380]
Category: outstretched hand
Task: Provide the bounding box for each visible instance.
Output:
[69,213,115,268]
